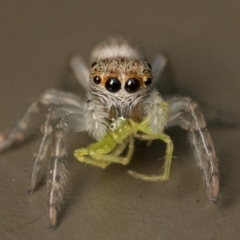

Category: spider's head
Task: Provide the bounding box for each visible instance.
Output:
[89,57,152,108]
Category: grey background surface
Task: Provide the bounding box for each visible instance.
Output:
[0,1,240,240]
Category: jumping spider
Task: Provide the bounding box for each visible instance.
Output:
[0,36,219,229]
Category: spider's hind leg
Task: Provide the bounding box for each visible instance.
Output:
[167,97,219,202]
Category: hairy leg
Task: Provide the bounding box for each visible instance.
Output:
[0,89,86,224]
[28,110,53,192]
[0,89,84,152]
[47,121,68,230]
[167,97,219,202]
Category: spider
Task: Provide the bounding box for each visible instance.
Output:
[0,36,219,229]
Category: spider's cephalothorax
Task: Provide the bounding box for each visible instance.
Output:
[0,36,220,229]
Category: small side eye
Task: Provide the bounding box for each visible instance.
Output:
[147,63,152,69]
[125,78,140,93]
[92,62,97,68]
[144,78,152,86]
[93,76,101,84]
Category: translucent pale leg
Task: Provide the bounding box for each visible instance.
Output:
[47,123,68,230]
[29,111,53,192]
[69,55,89,90]
[0,89,84,152]
[167,97,219,201]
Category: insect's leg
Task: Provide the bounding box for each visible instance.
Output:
[75,146,112,169]
[69,55,89,90]
[90,136,134,165]
[110,139,129,156]
[128,128,173,181]
[167,97,219,202]
[0,89,84,152]
[75,136,134,167]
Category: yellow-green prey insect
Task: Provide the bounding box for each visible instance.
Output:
[0,36,219,229]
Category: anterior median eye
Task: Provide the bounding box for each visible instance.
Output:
[125,78,140,93]
[105,78,121,93]
[93,76,101,84]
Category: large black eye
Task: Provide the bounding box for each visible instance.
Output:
[144,78,152,86]
[125,78,140,93]
[105,78,121,93]
[93,76,101,84]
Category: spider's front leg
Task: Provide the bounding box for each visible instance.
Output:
[167,97,219,202]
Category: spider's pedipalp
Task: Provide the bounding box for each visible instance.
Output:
[84,94,108,140]
[144,90,169,134]
[167,97,219,201]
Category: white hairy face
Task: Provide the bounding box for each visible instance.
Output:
[89,57,152,111]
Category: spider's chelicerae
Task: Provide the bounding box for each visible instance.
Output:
[0,36,219,229]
